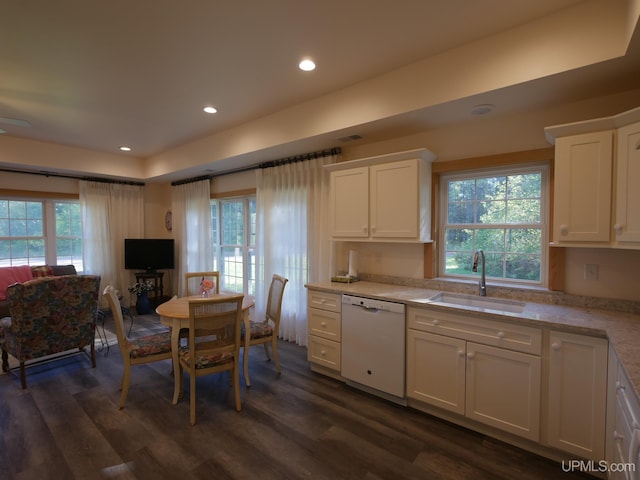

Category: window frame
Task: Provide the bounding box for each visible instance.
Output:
[438,163,549,287]
[0,195,83,270]
[211,194,256,296]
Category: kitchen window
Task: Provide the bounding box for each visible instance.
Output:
[211,195,256,295]
[439,165,548,285]
[0,198,83,270]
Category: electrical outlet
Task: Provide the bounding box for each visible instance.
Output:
[584,264,599,280]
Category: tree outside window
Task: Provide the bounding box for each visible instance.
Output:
[442,166,547,284]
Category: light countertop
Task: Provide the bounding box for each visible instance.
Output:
[306,280,640,399]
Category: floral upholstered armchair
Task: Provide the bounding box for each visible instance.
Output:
[0,274,101,388]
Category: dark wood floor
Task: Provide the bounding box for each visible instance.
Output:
[0,314,595,480]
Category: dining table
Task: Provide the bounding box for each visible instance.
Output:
[156,293,255,405]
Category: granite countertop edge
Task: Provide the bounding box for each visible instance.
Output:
[306,279,640,400]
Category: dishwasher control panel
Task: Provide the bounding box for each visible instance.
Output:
[342,294,405,313]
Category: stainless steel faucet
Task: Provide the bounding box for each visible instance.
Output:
[472,249,487,296]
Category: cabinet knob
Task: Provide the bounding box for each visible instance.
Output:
[616,381,626,391]
[320,350,326,356]
[559,225,569,236]
[362,225,368,233]
[551,342,561,351]
[614,223,624,234]
[457,350,465,357]
[432,319,439,326]
[321,322,326,327]
[497,331,505,339]
[319,298,326,304]
[467,352,475,360]
[371,225,376,233]
[614,430,624,441]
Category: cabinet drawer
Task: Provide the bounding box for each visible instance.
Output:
[308,308,341,341]
[407,306,541,355]
[615,365,640,465]
[308,335,341,371]
[308,291,341,313]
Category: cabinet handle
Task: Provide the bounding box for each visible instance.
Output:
[614,223,624,235]
[551,342,561,351]
[497,331,505,339]
[467,352,475,360]
[559,225,569,236]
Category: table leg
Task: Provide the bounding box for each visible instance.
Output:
[243,311,251,387]
[170,321,181,405]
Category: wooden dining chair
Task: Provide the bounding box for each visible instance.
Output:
[185,271,220,296]
[178,294,244,425]
[103,285,172,409]
[241,274,288,387]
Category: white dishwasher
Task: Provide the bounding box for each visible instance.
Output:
[341,294,406,403]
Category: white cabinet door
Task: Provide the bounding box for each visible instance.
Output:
[553,131,613,243]
[465,342,541,442]
[330,166,369,238]
[370,159,419,239]
[406,330,466,414]
[546,331,608,460]
[615,122,640,244]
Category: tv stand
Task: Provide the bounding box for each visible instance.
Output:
[135,271,164,307]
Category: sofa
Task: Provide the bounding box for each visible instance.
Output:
[0,274,101,388]
[0,264,77,319]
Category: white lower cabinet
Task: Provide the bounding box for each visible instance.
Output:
[466,342,541,441]
[307,291,342,372]
[406,306,541,442]
[607,348,640,480]
[545,330,608,461]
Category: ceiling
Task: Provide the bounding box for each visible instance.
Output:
[1,0,640,182]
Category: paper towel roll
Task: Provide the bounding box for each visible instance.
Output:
[348,250,358,277]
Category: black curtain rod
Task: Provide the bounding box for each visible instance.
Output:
[171,147,341,186]
[0,167,145,186]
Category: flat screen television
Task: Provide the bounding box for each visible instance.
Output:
[124,238,175,272]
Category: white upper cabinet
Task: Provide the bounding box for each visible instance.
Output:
[553,131,613,243]
[326,148,435,242]
[545,106,640,248]
[614,121,640,244]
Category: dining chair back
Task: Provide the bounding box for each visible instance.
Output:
[178,294,244,425]
[242,274,288,387]
[185,271,220,297]
[103,285,172,409]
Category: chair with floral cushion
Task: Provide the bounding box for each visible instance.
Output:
[185,272,220,297]
[178,294,244,425]
[1,275,101,389]
[103,285,172,409]
[241,274,288,387]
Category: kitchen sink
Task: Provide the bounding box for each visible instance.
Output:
[425,292,526,314]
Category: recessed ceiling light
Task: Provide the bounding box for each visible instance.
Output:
[470,104,494,115]
[298,58,316,71]
[120,146,132,152]
[203,106,217,114]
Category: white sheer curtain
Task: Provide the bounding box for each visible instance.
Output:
[79,181,144,299]
[171,179,213,296]
[255,155,334,346]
